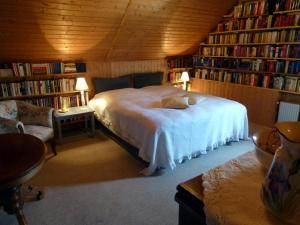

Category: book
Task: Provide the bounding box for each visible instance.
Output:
[296,80,300,93]
[284,76,298,92]
[31,63,49,75]
[273,76,284,89]
[63,62,77,73]
[75,63,86,73]
[263,74,271,88]
[17,63,26,77]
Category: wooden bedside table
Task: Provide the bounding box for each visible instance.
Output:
[54,106,95,143]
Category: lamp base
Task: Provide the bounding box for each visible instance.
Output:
[58,109,69,113]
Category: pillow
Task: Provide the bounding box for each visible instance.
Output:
[186,94,206,105]
[161,96,189,109]
[133,72,163,88]
[93,75,132,93]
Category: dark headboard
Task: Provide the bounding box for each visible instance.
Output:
[92,75,132,93]
[132,72,163,89]
[92,72,164,94]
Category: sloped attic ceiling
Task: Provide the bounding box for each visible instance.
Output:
[0,0,237,61]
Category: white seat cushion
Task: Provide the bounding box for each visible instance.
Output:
[24,125,54,142]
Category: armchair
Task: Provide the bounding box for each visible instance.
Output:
[0,100,57,155]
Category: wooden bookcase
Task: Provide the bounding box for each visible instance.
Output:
[0,62,86,109]
[193,0,300,95]
[166,56,194,89]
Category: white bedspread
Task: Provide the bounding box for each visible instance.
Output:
[89,86,249,175]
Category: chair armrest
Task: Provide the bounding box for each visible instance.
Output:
[0,117,25,134]
[16,101,54,128]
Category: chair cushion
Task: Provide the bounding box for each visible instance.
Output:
[24,125,54,142]
[0,100,17,119]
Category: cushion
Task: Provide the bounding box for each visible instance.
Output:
[186,94,206,105]
[161,96,189,109]
[133,72,163,88]
[93,75,132,93]
[24,125,54,142]
[16,101,53,127]
[0,100,17,119]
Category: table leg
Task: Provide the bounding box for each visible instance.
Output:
[0,186,28,225]
[85,115,88,130]
[91,113,95,137]
[56,119,63,143]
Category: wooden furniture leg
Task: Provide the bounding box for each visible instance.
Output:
[50,139,57,155]
[0,186,27,225]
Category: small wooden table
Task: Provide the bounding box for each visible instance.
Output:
[175,175,206,225]
[54,106,95,143]
[0,133,46,225]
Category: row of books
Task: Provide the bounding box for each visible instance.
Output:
[275,0,300,11]
[208,29,299,44]
[194,68,300,92]
[217,14,299,32]
[167,56,193,69]
[233,0,267,18]
[200,44,300,58]
[233,0,299,18]
[0,62,86,78]
[26,96,80,110]
[168,71,185,83]
[195,58,300,74]
[0,78,76,97]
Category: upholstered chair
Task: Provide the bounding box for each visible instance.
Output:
[0,100,57,155]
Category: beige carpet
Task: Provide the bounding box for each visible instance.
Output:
[0,131,255,225]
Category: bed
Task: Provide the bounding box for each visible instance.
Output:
[89,74,249,175]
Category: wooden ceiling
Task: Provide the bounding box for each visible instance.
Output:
[0,0,237,61]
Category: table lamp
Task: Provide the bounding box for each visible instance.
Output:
[181,71,189,91]
[75,77,89,107]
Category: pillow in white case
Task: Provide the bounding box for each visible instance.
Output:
[187,94,206,105]
[161,96,189,109]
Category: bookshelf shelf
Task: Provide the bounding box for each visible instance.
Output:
[273,9,300,14]
[197,55,300,61]
[200,42,299,46]
[193,0,300,94]
[222,14,269,20]
[209,26,300,35]
[195,66,300,77]
[169,67,193,71]
[0,73,84,82]
[191,78,300,95]
[0,91,81,101]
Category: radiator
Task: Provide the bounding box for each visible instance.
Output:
[277,101,300,122]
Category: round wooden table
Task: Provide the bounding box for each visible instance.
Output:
[0,133,46,225]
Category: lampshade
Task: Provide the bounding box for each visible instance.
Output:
[75,77,89,91]
[181,72,189,82]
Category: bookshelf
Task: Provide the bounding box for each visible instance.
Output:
[166,56,194,85]
[0,62,86,109]
[193,0,300,95]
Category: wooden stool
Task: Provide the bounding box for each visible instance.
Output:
[0,133,46,225]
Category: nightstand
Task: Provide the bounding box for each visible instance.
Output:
[54,106,95,143]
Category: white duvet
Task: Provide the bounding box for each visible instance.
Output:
[89,86,249,175]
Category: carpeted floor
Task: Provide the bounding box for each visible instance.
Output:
[0,129,256,225]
